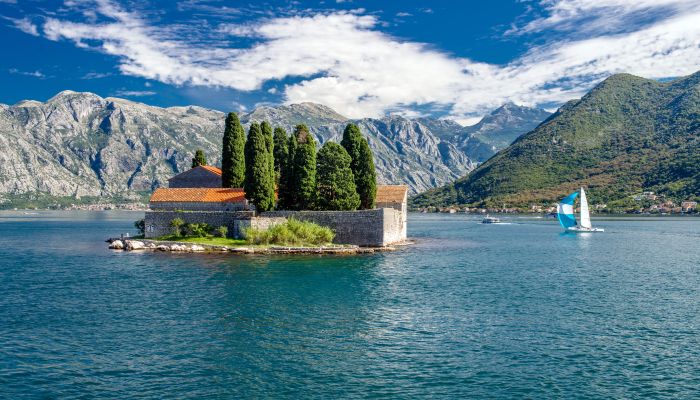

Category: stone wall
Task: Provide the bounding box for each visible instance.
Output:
[382,207,406,245]
[144,208,407,247]
[236,216,288,236]
[144,210,254,238]
[260,208,406,246]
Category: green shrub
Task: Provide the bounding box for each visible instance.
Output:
[215,226,228,238]
[185,223,212,237]
[169,218,185,237]
[243,218,334,246]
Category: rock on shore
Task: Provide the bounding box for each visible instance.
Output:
[111,239,394,254]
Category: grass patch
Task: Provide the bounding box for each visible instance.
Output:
[244,218,335,246]
[154,235,247,246]
[153,218,336,247]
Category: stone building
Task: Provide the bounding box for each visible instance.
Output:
[144,166,409,246]
[376,185,408,214]
[374,185,408,241]
[168,165,222,188]
[150,187,249,211]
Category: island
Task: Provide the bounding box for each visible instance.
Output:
[111,116,408,253]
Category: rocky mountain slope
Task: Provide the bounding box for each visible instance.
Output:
[0,91,223,201]
[419,104,551,162]
[456,103,551,162]
[411,72,700,209]
[1,92,515,205]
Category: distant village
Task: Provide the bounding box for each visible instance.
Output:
[415,191,698,215]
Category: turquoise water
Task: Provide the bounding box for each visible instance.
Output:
[1,212,700,398]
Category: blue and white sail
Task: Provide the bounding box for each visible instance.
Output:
[579,187,592,229]
[557,191,579,229]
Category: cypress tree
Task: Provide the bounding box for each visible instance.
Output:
[356,138,377,208]
[260,121,275,186]
[221,112,246,187]
[279,132,298,209]
[316,142,360,211]
[341,123,377,208]
[191,149,207,168]
[273,127,288,186]
[244,122,275,212]
[292,124,316,210]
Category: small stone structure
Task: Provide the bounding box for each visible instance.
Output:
[144,169,408,246]
[374,185,408,241]
[168,165,222,188]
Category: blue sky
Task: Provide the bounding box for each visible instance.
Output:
[1,0,699,124]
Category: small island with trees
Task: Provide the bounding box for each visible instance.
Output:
[111,113,408,254]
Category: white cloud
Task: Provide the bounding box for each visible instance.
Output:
[453,116,482,127]
[5,16,39,36]
[113,90,156,97]
[232,101,247,111]
[81,71,112,79]
[39,0,700,120]
[217,23,257,37]
[513,0,699,35]
[9,68,45,78]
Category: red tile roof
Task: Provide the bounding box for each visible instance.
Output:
[150,188,246,203]
[376,185,408,204]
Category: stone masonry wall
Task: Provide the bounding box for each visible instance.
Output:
[260,208,405,246]
[144,208,406,246]
[144,211,254,238]
[382,207,406,245]
[236,217,288,236]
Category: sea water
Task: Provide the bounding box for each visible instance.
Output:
[1,211,699,398]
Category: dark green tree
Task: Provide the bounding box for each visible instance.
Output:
[191,149,207,168]
[273,127,288,185]
[316,142,360,211]
[244,122,275,212]
[221,112,246,187]
[341,123,377,208]
[278,132,298,209]
[134,218,145,235]
[292,124,316,210]
[260,121,275,186]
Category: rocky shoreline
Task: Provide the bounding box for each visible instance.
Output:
[108,239,399,254]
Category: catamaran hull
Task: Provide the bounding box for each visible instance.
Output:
[567,227,604,232]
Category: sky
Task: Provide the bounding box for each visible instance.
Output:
[1,0,700,125]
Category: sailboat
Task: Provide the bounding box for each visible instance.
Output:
[557,187,604,232]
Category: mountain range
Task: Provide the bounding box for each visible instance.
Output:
[412,71,700,209]
[419,103,551,163]
[0,91,548,206]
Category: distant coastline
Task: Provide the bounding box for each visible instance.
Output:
[2,203,147,212]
